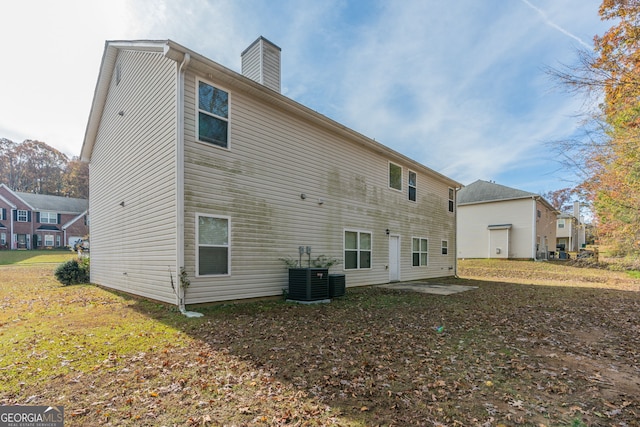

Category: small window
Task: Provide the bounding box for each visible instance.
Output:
[197,214,230,276]
[408,171,417,201]
[441,240,448,255]
[198,80,229,148]
[389,162,402,191]
[558,219,565,229]
[537,210,541,218]
[56,235,61,247]
[17,210,28,222]
[412,238,428,266]
[344,230,372,269]
[448,188,455,213]
[40,212,57,224]
[1,233,6,245]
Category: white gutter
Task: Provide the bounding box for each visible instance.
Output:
[172,49,202,318]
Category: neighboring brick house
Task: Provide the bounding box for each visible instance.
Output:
[0,184,89,250]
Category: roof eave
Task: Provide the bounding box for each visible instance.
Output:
[80,40,460,187]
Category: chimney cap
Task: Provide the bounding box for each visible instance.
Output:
[241,36,281,57]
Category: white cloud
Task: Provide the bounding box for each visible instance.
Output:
[0,0,608,193]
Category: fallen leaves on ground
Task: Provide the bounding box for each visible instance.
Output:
[1,260,639,426]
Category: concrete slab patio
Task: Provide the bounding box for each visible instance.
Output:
[379,282,478,295]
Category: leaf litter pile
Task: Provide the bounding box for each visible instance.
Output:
[1,260,639,426]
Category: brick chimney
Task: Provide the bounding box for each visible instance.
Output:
[241,36,281,93]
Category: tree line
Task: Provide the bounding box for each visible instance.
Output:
[0,138,88,199]
[550,0,640,256]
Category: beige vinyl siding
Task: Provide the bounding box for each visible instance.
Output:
[261,44,280,92]
[240,45,261,84]
[536,199,557,254]
[457,198,535,259]
[89,49,178,303]
[182,70,456,304]
[240,38,280,92]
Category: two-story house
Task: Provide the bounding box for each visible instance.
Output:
[80,37,461,308]
[556,201,586,253]
[457,180,557,259]
[0,184,89,250]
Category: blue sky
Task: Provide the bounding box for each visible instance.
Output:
[0,0,609,194]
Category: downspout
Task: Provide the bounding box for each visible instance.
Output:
[174,51,202,318]
[10,209,14,249]
[532,197,538,260]
[454,186,460,277]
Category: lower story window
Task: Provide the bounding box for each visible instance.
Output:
[44,235,54,247]
[344,230,372,269]
[197,214,230,276]
[412,237,428,266]
[1,233,6,245]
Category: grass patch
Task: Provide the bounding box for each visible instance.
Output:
[0,249,76,265]
[1,260,639,426]
[627,270,640,279]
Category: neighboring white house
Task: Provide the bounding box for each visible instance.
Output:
[80,38,461,307]
[556,201,586,252]
[457,180,557,259]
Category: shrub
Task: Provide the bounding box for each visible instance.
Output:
[55,259,90,286]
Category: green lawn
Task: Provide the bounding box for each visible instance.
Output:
[0,249,76,265]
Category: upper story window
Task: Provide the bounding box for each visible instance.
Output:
[17,210,28,222]
[198,80,229,148]
[344,230,372,269]
[408,171,417,202]
[389,162,402,191]
[40,212,58,224]
[558,219,565,229]
[448,188,455,213]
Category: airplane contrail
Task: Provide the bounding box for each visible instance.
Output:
[520,0,592,49]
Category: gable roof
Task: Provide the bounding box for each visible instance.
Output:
[458,180,541,205]
[14,192,88,213]
[81,39,461,188]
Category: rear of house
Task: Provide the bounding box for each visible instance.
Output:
[82,38,460,305]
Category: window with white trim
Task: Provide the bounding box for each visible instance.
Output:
[44,235,54,247]
[441,240,448,255]
[389,162,402,191]
[17,210,28,222]
[40,212,57,224]
[448,188,455,213]
[344,230,372,269]
[1,233,6,245]
[412,237,428,267]
[197,214,230,276]
[408,171,417,202]
[558,219,565,229]
[198,80,229,148]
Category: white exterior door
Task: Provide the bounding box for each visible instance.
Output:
[388,235,400,282]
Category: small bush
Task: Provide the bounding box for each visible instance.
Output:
[55,259,90,286]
